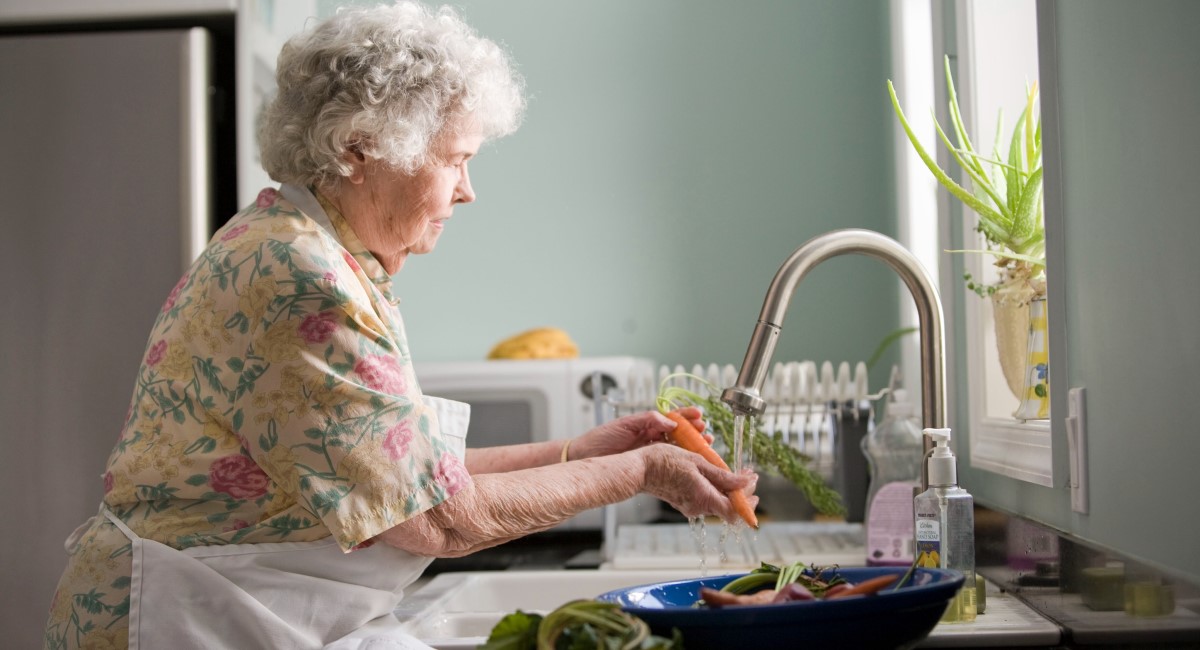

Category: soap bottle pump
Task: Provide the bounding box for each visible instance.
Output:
[914,428,977,622]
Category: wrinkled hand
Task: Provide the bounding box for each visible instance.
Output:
[569,407,709,460]
[639,444,759,525]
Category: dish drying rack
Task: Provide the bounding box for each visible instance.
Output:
[591,360,884,569]
[598,360,875,481]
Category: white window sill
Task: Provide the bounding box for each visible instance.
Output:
[970,417,1053,486]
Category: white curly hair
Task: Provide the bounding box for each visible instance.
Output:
[257,1,526,189]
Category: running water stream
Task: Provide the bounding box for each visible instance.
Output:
[685,413,761,572]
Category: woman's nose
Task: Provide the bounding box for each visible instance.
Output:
[455,167,475,204]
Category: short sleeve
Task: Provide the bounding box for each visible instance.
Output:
[226,232,467,551]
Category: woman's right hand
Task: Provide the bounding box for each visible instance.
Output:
[638,444,758,524]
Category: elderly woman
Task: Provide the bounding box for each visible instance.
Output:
[43,3,756,649]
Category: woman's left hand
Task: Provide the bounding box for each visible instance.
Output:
[567,406,710,461]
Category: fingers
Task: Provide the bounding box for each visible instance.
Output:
[722,493,760,526]
[675,406,707,433]
[689,457,759,525]
[648,411,675,429]
[650,407,706,435]
[701,480,760,527]
[739,468,760,497]
[642,445,759,525]
[693,456,756,493]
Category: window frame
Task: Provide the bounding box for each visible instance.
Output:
[894,0,1053,486]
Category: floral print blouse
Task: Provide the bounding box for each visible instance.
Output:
[43,187,467,650]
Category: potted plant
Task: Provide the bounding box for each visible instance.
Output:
[888,56,1045,405]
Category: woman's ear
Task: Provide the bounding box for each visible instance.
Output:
[340,141,368,185]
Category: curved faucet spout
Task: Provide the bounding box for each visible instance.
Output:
[720,228,946,453]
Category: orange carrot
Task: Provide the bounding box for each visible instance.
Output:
[664,410,759,529]
[826,574,900,599]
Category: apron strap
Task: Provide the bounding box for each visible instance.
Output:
[102,506,140,542]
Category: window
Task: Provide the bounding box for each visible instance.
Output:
[893,0,1051,486]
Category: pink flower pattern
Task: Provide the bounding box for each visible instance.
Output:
[145,340,167,366]
[161,273,189,313]
[256,187,279,208]
[434,452,471,496]
[209,455,270,499]
[354,355,406,395]
[103,472,114,494]
[381,421,414,461]
[298,311,339,344]
[220,224,249,242]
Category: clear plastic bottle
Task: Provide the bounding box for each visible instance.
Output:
[861,388,923,566]
[914,428,977,622]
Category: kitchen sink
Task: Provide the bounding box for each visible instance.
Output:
[395,569,714,649]
[394,568,1062,649]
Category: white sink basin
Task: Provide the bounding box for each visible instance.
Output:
[395,570,1063,649]
[396,569,723,649]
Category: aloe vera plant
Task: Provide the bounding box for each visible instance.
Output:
[888,55,1045,298]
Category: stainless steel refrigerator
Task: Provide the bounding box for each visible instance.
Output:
[0,28,215,647]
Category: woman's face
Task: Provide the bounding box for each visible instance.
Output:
[337,120,483,274]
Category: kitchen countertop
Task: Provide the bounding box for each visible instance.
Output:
[920,579,1059,647]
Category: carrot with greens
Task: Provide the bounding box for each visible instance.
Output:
[657,374,758,529]
[826,574,900,599]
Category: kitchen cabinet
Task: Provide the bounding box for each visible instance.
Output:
[0,2,312,647]
[0,0,316,207]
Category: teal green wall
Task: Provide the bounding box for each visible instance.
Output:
[320,1,900,378]
[956,0,1200,585]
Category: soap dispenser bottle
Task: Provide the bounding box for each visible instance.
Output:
[914,428,977,622]
[861,388,923,566]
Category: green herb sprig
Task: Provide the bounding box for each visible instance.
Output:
[658,373,845,517]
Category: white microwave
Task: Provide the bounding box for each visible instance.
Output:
[413,356,660,530]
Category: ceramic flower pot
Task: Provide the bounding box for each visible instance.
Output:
[1012,296,1049,421]
[990,279,1042,401]
[991,295,1029,400]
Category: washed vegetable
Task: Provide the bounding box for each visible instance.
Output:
[825,574,899,599]
[479,610,542,650]
[661,409,758,529]
[478,599,680,650]
[699,561,912,608]
[656,372,845,518]
[716,569,778,596]
[822,583,852,599]
[772,583,816,603]
[718,561,846,599]
[698,586,778,607]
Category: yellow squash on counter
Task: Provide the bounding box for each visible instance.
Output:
[487,327,579,360]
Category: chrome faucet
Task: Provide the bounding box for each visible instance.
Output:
[720,228,947,491]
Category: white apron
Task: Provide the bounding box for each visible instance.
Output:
[97,396,469,650]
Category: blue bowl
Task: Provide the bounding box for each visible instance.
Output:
[596,566,963,650]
